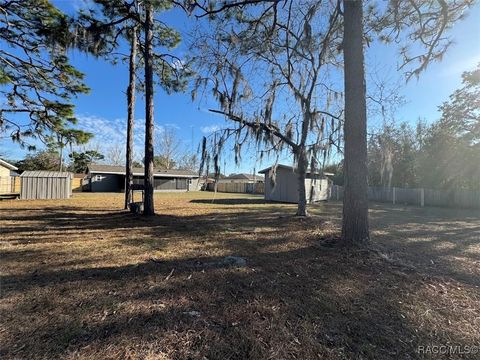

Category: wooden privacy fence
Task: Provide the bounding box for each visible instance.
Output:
[72,177,83,192]
[331,185,480,209]
[210,182,265,194]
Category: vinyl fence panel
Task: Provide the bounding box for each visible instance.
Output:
[331,185,480,209]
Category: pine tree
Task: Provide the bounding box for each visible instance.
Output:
[69,150,105,173]
[341,0,369,245]
[0,0,90,148]
[143,3,155,215]
[341,0,473,245]
[125,25,137,209]
[76,0,190,214]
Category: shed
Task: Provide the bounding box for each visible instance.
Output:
[259,164,332,204]
[20,171,72,200]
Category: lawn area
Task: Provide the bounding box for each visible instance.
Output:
[0,192,479,359]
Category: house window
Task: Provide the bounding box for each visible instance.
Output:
[154,178,176,190]
[176,178,187,190]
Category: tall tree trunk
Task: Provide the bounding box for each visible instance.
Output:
[296,105,311,217]
[296,148,308,216]
[125,25,137,210]
[59,143,63,172]
[143,5,155,216]
[341,0,369,245]
[58,134,64,172]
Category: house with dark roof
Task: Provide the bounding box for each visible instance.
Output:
[217,173,263,184]
[86,164,200,192]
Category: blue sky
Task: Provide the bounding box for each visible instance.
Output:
[1,1,479,174]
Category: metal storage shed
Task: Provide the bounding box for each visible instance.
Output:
[259,164,332,204]
[20,171,72,200]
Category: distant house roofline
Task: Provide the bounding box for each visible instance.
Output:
[0,158,18,171]
[87,164,198,178]
[223,173,262,181]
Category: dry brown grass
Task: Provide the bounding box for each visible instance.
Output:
[0,192,479,359]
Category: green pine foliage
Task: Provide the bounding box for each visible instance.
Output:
[0,0,91,148]
[69,150,105,173]
[76,0,191,94]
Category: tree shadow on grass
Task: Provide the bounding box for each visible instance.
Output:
[190,197,270,205]
[2,201,479,286]
[1,245,477,359]
[0,204,305,241]
[1,200,479,359]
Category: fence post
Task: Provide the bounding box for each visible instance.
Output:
[420,188,425,207]
[392,187,396,205]
[336,185,340,201]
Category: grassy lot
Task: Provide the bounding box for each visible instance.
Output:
[0,192,479,359]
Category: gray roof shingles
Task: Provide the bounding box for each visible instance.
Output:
[88,164,198,177]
